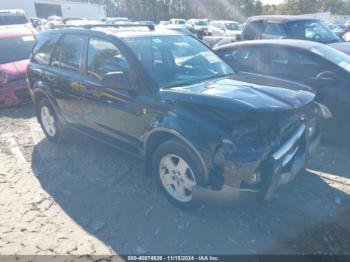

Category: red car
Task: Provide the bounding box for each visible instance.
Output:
[0,26,35,108]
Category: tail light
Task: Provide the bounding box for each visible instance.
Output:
[0,71,8,87]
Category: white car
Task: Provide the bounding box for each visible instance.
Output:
[169,19,186,27]
[209,20,241,37]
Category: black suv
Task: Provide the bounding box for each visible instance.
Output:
[28,24,324,208]
[241,15,350,55]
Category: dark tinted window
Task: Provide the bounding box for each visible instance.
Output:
[263,23,287,38]
[268,47,294,78]
[0,35,35,64]
[221,46,260,73]
[87,38,129,80]
[267,47,322,80]
[58,34,85,71]
[242,21,263,40]
[32,34,59,65]
[0,14,29,25]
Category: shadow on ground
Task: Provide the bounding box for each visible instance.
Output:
[0,104,35,119]
[30,133,350,255]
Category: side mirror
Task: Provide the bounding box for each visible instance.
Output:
[316,71,338,85]
[102,71,131,90]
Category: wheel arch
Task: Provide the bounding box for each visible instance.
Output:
[32,88,63,124]
[144,128,209,181]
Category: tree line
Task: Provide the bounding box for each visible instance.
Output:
[263,0,350,16]
[75,0,350,21]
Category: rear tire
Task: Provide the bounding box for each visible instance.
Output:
[37,98,69,143]
[152,139,206,209]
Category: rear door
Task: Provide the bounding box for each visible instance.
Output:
[48,33,87,126]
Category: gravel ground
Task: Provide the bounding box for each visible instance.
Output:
[0,105,349,256]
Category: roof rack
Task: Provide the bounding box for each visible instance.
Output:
[51,23,155,31]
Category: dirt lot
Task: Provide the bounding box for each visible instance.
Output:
[0,104,350,256]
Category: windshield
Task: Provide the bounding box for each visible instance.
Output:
[312,44,350,73]
[0,14,29,25]
[0,35,35,64]
[124,35,233,88]
[225,22,240,30]
[195,20,208,26]
[286,20,340,43]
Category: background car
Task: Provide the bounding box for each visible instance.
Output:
[186,19,209,38]
[0,26,35,108]
[46,15,63,29]
[209,20,241,37]
[63,17,103,26]
[242,16,350,55]
[106,17,130,25]
[169,18,186,26]
[215,39,349,144]
[0,9,31,27]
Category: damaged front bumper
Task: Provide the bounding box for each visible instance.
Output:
[192,122,321,205]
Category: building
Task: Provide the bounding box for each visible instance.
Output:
[0,0,106,19]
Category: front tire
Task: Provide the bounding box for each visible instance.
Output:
[152,139,206,209]
[37,98,68,143]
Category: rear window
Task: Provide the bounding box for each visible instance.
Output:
[32,34,60,65]
[0,35,35,64]
[0,14,29,25]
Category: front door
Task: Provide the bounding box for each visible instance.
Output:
[79,37,149,152]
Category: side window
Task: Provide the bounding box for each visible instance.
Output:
[60,35,85,71]
[87,38,129,80]
[242,21,264,40]
[293,50,324,80]
[267,47,301,79]
[51,37,62,67]
[32,33,59,65]
[270,48,290,65]
[221,47,260,73]
[263,23,287,39]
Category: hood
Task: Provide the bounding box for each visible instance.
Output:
[0,59,28,85]
[328,42,350,55]
[160,77,315,113]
